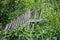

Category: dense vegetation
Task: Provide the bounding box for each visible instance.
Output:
[0,0,32,28]
[0,0,60,40]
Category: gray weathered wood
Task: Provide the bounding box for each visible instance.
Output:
[34,8,37,19]
[5,8,47,30]
[5,9,31,30]
[29,19,47,22]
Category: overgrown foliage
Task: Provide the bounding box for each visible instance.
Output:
[0,0,34,27]
[0,23,60,40]
[0,0,60,40]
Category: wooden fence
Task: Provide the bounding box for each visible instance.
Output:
[5,10,30,30]
[5,8,47,30]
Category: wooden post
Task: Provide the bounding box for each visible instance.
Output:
[34,8,37,19]
[32,24,34,30]
[26,9,30,29]
[38,8,43,19]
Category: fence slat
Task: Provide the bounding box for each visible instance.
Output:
[5,9,31,30]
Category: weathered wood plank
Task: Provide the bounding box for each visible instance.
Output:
[5,9,30,30]
[29,19,47,22]
[5,8,47,30]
